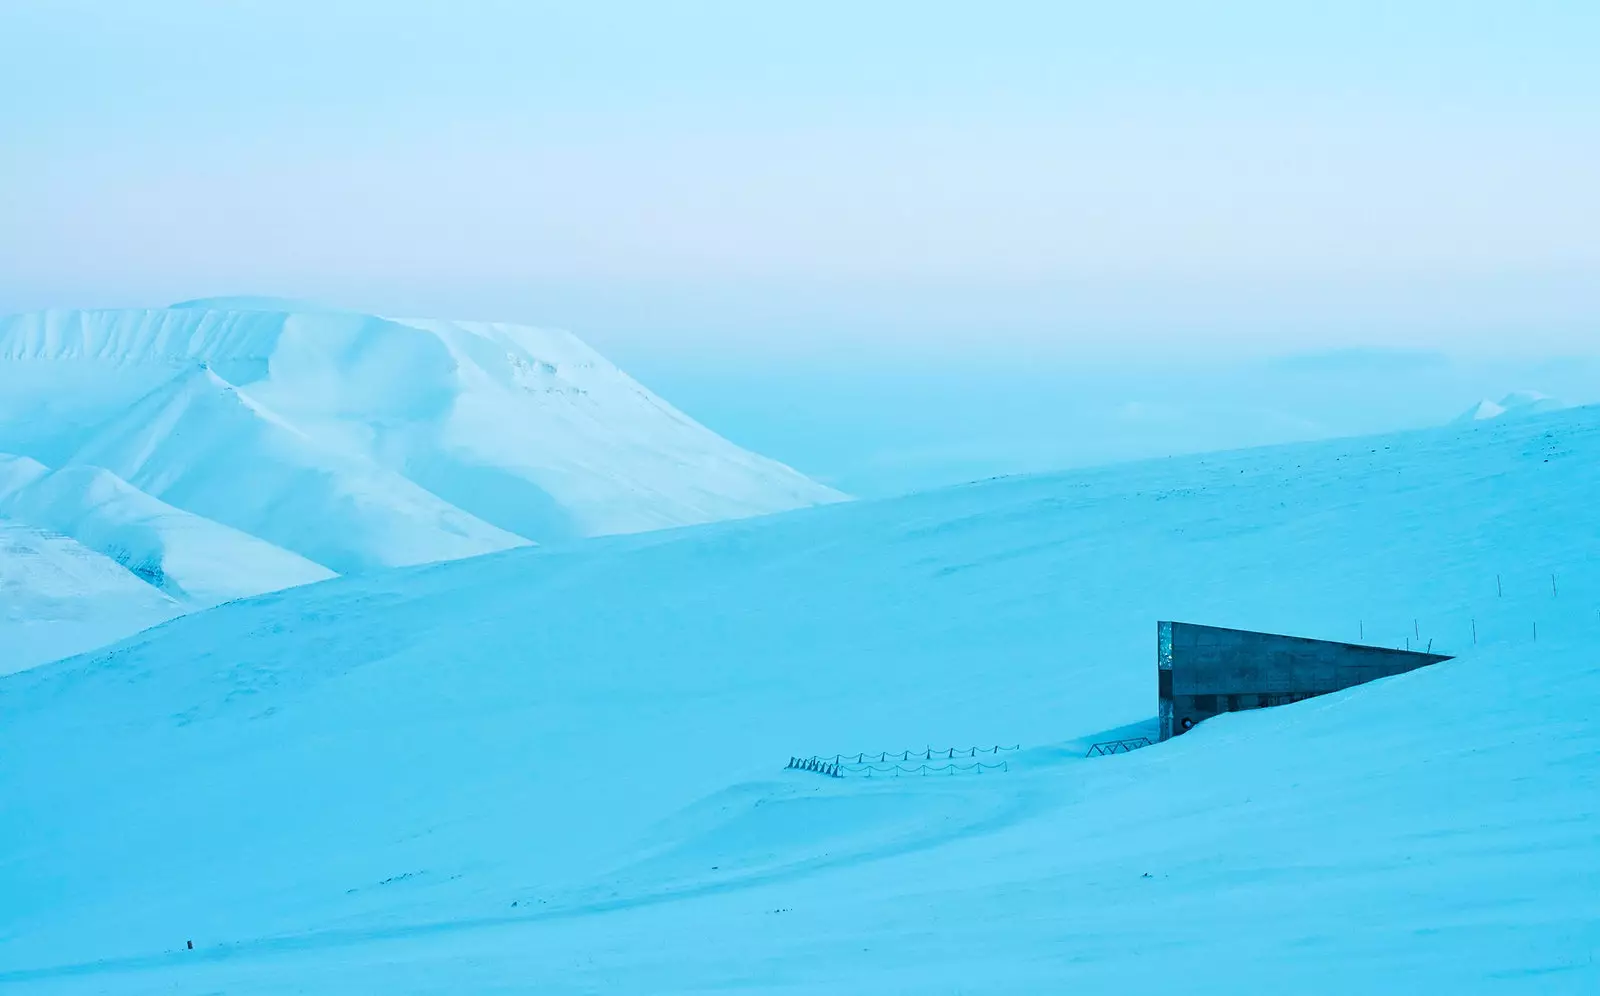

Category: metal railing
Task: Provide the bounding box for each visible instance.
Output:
[1086,737,1152,757]
[815,746,1019,765]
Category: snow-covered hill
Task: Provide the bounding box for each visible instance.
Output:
[1453,388,1566,423]
[0,517,181,675]
[1,403,1596,992]
[0,301,843,661]
[0,459,334,606]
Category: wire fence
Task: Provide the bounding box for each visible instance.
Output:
[786,747,1017,778]
[1350,568,1600,656]
[842,761,1009,777]
[809,746,1020,765]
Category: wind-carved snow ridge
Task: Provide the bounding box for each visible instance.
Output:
[0,301,846,668]
[0,458,335,607]
[66,363,525,574]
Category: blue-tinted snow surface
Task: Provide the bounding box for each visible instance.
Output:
[1,405,1597,993]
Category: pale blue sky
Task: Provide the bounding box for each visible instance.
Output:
[2,2,1597,491]
[3,1,1596,357]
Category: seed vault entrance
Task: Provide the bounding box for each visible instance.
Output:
[1157,621,1451,741]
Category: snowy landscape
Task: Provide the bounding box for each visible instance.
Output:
[3,3,1597,993]
[1,323,1596,990]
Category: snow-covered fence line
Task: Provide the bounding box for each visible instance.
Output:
[1349,566,1600,653]
[843,761,1009,777]
[811,746,1020,765]
[786,752,1012,778]
[786,756,844,777]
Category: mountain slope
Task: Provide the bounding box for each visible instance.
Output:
[69,365,525,573]
[381,316,843,538]
[0,517,181,676]
[1,404,1595,992]
[0,461,335,606]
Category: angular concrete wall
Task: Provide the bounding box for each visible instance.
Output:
[1157,621,1451,740]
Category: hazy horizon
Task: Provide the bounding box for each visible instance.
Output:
[2,0,1595,491]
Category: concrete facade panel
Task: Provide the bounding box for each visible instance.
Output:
[1157,621,1450,741]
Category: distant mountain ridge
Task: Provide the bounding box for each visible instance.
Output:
[1453,390,1565,424]
[0,301,845,669]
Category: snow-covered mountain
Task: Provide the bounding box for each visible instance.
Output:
[0,302,843,540]
[1452,389,1565,423]
[0,301,844,659]
[2,403,1596,992]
